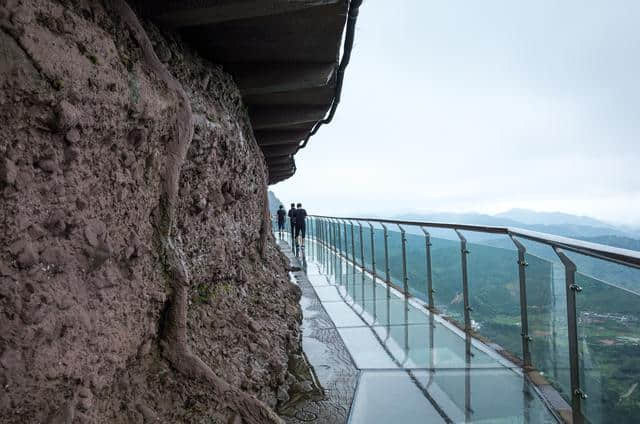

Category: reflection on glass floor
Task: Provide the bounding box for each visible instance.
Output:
[301,241,558,423]
[351,369,556,424]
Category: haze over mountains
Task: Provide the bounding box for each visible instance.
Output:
[268,190,640,252]
[392,209,640,251]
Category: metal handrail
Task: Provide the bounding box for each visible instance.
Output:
[310,214,640,269]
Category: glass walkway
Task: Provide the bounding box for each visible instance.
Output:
[287,239,559,423]
[275,212,640,423]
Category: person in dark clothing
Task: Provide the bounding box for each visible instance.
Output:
[287,203,296,242]
[294,203,307,246]
[276,205,286,239]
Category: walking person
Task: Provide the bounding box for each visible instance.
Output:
[287,203,296,243]
[295,203,307,251]
[276,205,286,239]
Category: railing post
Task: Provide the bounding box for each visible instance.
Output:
[321,219,326,269]
[328,219,335,278]
[368,222,377,321]
[332,219,339,281]
[554,248,586,424]
[316,218,322,265]
[358,222,365,302]
[398,224,409,352]
[455,229,472,332]
[421,227,434,310]
[329,219,335,279]
[337,219,343,285]
[350,220,356,300]
[381,224,391,328]
[311,217,315,259]
[343,220,349,291]
[510,235,532,368]
[307,217,312,257]
[312,218,317,261]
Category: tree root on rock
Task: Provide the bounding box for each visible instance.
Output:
[106,1,283,422]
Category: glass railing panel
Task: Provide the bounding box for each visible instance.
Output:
[465,234,522,359]
[428,230,465,326]
[405,226,428,302]
[353,221,366,269]
[386,227,405,290]
[340,221,351,264]
[346,221,357,271]
[356,272,388,324]
[573,265,640,424]
[331,221,342,280]
[518,239,571,402]
[362,222,375,273]
[372,226,387,279]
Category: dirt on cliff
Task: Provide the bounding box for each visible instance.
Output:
[0,0,307,422]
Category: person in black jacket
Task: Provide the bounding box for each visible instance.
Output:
[287,203,296,242]
[276,205,286,239]
[294,203,307,247]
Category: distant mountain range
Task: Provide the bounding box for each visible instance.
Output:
[392,209,640,252]
[266,196,640,252]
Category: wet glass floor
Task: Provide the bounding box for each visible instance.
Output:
[300,242,559,423]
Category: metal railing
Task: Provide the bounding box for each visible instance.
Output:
[275,214,640,424]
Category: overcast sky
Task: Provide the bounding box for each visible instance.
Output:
[271,0,640,226]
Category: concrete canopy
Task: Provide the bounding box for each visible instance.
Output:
[129,0,353,184]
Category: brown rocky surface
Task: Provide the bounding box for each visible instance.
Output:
[0,0,308,422]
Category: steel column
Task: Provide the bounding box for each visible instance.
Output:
[337,219,343,285]
[510,235,532,367]
[343,220,349,291]
[332,222,338,281]
[321,219,326,269]
[368,222,377,321]
[332,219,339,281]
[455,230,472,332]
[350,220,356,300]
[311,217,315,259]
[318,219,323,266]
[329,219,335,277]
[554,248,586,424]
[398,224,409,297]
[358,222,365,302]
[381,224,391,328]
[314,218,319,261]
[421,227,434,310]
[398,224,409,351]
[308,217,312,257]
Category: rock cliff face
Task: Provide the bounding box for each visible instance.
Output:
[0,1,302,422]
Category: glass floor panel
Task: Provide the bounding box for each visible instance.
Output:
[338,323,501,370]
[314,285,344,302]
[322,302,367,327]
[350,369,557,423]
[308,273,334,287]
